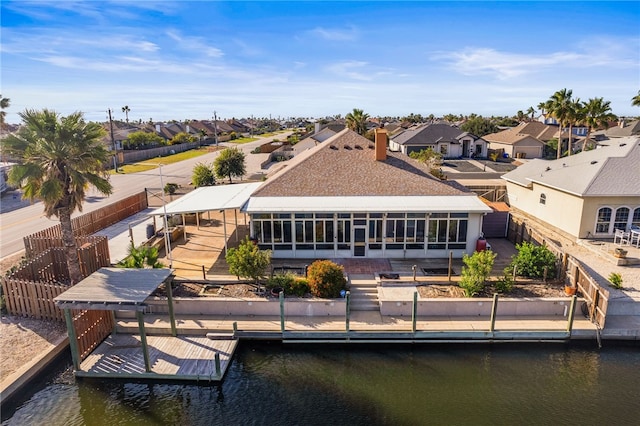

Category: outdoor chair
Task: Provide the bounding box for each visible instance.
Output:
[614,228,630,246]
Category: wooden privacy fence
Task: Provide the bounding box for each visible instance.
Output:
[507,214,609,327]
[2,239,110,320]
[23,192,147,257]
[72,309,114,361]
[567,257,609,328]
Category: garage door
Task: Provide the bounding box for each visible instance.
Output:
[514,146,542,159]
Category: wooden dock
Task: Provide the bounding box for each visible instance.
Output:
[77,334,238,382]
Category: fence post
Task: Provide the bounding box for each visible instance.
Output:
[412,291,418,333]
[279,291,285,333]
[214,352,221,377]
[345,291,351,333]
[489,293,499,332]
[64,309,80,370]
[566,295,577,334]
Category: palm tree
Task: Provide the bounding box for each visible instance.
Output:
[122,105,130,123]
[632,90,640,107]
[0,94,10,129]
[345,108,369,136]
[1,109,113,284]
[581,97,617,152]
[526,106,536,122]
[544,89,574,159]
[565,98,583,155]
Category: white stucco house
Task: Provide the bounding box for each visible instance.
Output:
[388,124,487,159]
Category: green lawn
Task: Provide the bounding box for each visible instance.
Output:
[111,147,211,174]
[230,137,259,144]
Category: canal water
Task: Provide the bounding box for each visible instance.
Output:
[3,342,639,425]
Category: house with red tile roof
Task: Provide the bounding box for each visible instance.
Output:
[244,128,491,259]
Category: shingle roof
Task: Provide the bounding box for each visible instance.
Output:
[483,122,559,146]
[502,137,640,196]
[253,129,472,197]
[390,123,469,146]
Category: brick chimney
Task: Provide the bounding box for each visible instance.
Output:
[374,128,388,161]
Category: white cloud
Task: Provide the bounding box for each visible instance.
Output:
[326,60,372,81]
[166,30,223,58]
[308,26,358,42]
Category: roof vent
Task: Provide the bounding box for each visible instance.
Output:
[344,145,352,150]
[368,144,374,149]
[590,160,598,165]
[545,167,551,171]
[330,145,338,150]
[354,144,363,150]
[619,143,626,147]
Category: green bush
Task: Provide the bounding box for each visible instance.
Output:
[226,237,272,287]
[459,250,496,297]
[267,274,310,297]
[608,272,623,289]
[510,242,557,278]
[495,267,514,293]
[164,182,179,194]
[307,260,347,298]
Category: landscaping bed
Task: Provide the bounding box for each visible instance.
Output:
[418,281,567,298]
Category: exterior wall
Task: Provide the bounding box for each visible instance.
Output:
[581,196,640,238]
[505,182,585,239]
[250,211,485,259]
[488,137,543,159]
[488,142,516,158]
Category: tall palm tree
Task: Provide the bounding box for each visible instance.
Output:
[565,98,582,155]
[1,109,113,284]
[544,89,574,159]
[632,90,640,107]
[0,94,10,129]
[345,108,369,136]
[122,105,130,123]
[526,106,536,122]
[581,97,617,152]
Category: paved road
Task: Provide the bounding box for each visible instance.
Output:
[0,131,293,259]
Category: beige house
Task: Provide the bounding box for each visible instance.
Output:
[484,122,567,159]
[501,137,640,240]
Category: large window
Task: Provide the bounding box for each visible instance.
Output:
[613,207,630,231]
[595,207,612,233]
[428,213,468,250]
[633,208,640,228]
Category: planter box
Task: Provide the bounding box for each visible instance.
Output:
[127,297,346,317]
[380,297,576,317]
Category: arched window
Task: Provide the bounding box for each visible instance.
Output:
[596,207,612,233]
[632,208,640,228]
[614,207,630,231]
[539,193,546,205]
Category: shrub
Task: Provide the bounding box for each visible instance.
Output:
[608,272,623,289]
[267,274,310,297]
[191,162,216,187]
[510,242,557,278]
[307,260,347,298]
[164,182,179,194]
[495,267,514,293]
[459,250,496,297]
[226,237,272,287]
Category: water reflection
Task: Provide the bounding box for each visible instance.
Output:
[3,343,639,426]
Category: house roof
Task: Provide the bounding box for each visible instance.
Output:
[390,123,473,146]
[502,137,640,196]
[251,129,478,199]
[484,122,563,146]
[595,119,640,138]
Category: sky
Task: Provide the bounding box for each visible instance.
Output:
[1,1,639,124]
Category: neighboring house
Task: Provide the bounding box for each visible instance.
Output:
[592,119,640,139]
[244,128,492,259]
[389,123,487,158]
[501,137,640,240]
[483,122,564,159]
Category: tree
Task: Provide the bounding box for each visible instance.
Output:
[632,90,640,107]
[214,147,246,183]
[306,260,347,298]
[345,108,369,136]
[580,97,617,152]
[543,88,574,159]
[526,106,536,121]
[117,244,163,268]
[225,237,272,289]
[121,105,130,123]
[460,116,498,137]
[409,148,443,170]
[124,130,165,149]
[0,94,10,129]
[170,131,198,145]
[509,242,557,278]
[458,250,496,297]
[1,109,113,284]
[192,162,216,187]
[515,110,526,122]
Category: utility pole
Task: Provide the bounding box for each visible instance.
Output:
[108,108,117,172]
[213,110,219,146]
